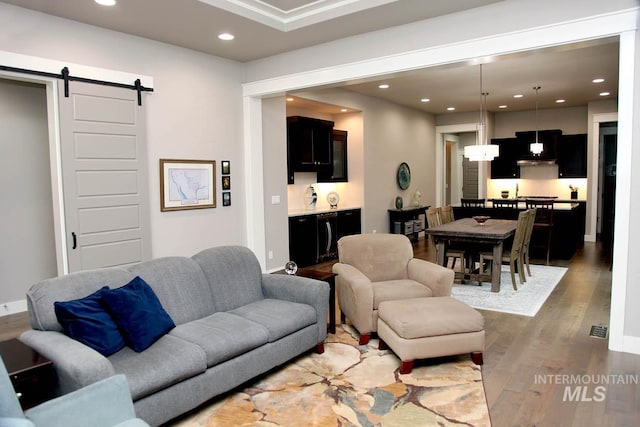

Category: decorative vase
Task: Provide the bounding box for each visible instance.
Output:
[571,190,578,200]
[304,185,317,210]
[395,196,403,209]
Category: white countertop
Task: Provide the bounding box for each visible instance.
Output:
[288,206,361,217]
[484,200,579,210]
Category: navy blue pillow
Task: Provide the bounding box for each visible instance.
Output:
[54,286,125,356]
[102,276,175,352]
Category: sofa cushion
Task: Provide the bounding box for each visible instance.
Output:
[128,257,215,325]
[170,312,270,367]
[372,280,433,309]
[108,334,206,401]
[229,299,317,342]
[192,246,264,312]
[103,277,176,352]
[53,287,125,356]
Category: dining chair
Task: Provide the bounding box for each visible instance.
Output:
[479,210,529,290]
[521,208,537,277]
[525,198,554,264]
[492,199,518,209]
[461,198,486,208]
[427,207,465,274]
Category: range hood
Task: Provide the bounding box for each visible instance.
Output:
[517,158,557,166]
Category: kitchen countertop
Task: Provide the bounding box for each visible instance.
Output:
[288,206,361,217]
[484,199,579,210]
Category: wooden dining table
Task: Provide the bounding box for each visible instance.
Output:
[424,217,517,292]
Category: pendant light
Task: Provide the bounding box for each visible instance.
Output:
[530,86,544,155]
[464,64,499,161]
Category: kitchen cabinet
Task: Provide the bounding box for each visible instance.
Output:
[490,138,521,179]
[557,133,587,178]
[515,129,561,161]
[287,116,334,184]
[289,208,361,268]
[318,129,348,183]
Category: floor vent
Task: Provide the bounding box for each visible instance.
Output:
[590,325,608,339]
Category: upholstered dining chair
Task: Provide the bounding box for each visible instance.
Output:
[332,233,454,345]
[479,210,530,290]
[1,356,149,427]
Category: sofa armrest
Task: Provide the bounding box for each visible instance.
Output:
[25,375,149,427]
[407,258,454,297]
[261,273,329,342]
[332,263,375,335]
[0,418,34,427]
[19,330,115,394]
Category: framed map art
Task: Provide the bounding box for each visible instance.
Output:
[160,159,216,211]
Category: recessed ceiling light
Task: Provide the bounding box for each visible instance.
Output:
[498,105,508,109]
[592,78,605,83]
[513,94,524,99]
[599,92,610,96]
[95,0,116,5]
[420,98,430,103]
[341,108,348,112]
[447,107,455,111]
[556,99,566,103]
[218,33,235,41]
[286,97,294,102]
[378,84,389,89]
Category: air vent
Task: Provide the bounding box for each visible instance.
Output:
[590,325,608,339]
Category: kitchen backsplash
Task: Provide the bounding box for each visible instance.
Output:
[487,164,587,200]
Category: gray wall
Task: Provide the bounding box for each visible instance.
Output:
[0,79,56,309]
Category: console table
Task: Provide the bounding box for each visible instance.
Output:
[388,205,429,241]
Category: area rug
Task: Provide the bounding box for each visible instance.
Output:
[172,325,491,426]
[451,264,567,317]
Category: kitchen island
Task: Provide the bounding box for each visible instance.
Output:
[452,199,585,260]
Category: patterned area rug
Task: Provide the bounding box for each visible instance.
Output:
[451,264,568,317]
[172,325,491,426]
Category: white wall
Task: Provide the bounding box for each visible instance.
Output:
[0,79,57,312]
[0,3,246,263]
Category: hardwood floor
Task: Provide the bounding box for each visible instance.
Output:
[2,239,638,426]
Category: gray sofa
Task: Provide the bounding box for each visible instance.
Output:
[20,246,329,426]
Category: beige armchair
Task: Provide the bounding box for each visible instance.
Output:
[332,233,454,344]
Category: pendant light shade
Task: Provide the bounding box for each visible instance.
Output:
[464,64,498,162]
[530,86,543,155]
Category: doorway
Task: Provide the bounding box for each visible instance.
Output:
[597,122,618,256]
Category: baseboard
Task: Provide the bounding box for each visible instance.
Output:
[0,299,27,317]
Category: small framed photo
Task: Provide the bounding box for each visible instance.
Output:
[222,175,231,190]
[221,160,230,175]
[160,159,216,211]
[222,192,231,206]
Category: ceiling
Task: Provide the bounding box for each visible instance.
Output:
[2,0,620,115]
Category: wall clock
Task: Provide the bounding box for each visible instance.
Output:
[397,162,411,190]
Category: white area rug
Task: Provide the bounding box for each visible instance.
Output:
[451,264,568,317]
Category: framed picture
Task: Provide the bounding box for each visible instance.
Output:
[222,175,231,190]
[221,160,230,175]
[160,159,216,211]
[222,191,231,206]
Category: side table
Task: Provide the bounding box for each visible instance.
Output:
[274,267,337,334]
[0,338,56,409]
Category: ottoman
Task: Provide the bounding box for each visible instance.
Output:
[377,297,485,374]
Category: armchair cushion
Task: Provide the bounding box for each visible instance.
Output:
[103,277,176,352]
[337,234,413,282]
[53,286,125,357]
[372,280,433,308]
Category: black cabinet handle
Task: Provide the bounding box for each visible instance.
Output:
[72,232,77,249]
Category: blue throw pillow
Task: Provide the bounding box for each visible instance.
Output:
[102,276,175,352]
[54,286,125,356]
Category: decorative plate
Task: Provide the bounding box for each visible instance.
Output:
[327,191,340,208]
[397,162,411,190]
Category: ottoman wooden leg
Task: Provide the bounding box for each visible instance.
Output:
[378,339,387,350]
[400,360,414,375]
[359,334,371,345]
[471,352,483,365]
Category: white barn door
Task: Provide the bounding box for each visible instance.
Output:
[58,81,151,272]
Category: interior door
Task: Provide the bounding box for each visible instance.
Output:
[58,81,151,272]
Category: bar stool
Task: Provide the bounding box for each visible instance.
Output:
[525,198,554,265]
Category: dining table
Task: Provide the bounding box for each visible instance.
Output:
[424,217,517,292]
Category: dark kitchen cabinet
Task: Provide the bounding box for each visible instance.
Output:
[515,129,561,161]
[318,129,348,183]
[557,133,587,178]
[289,208,361,268]
[287,116,334,184]
[490,138,521,179]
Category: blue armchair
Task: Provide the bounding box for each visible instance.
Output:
[1,357,149,427]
